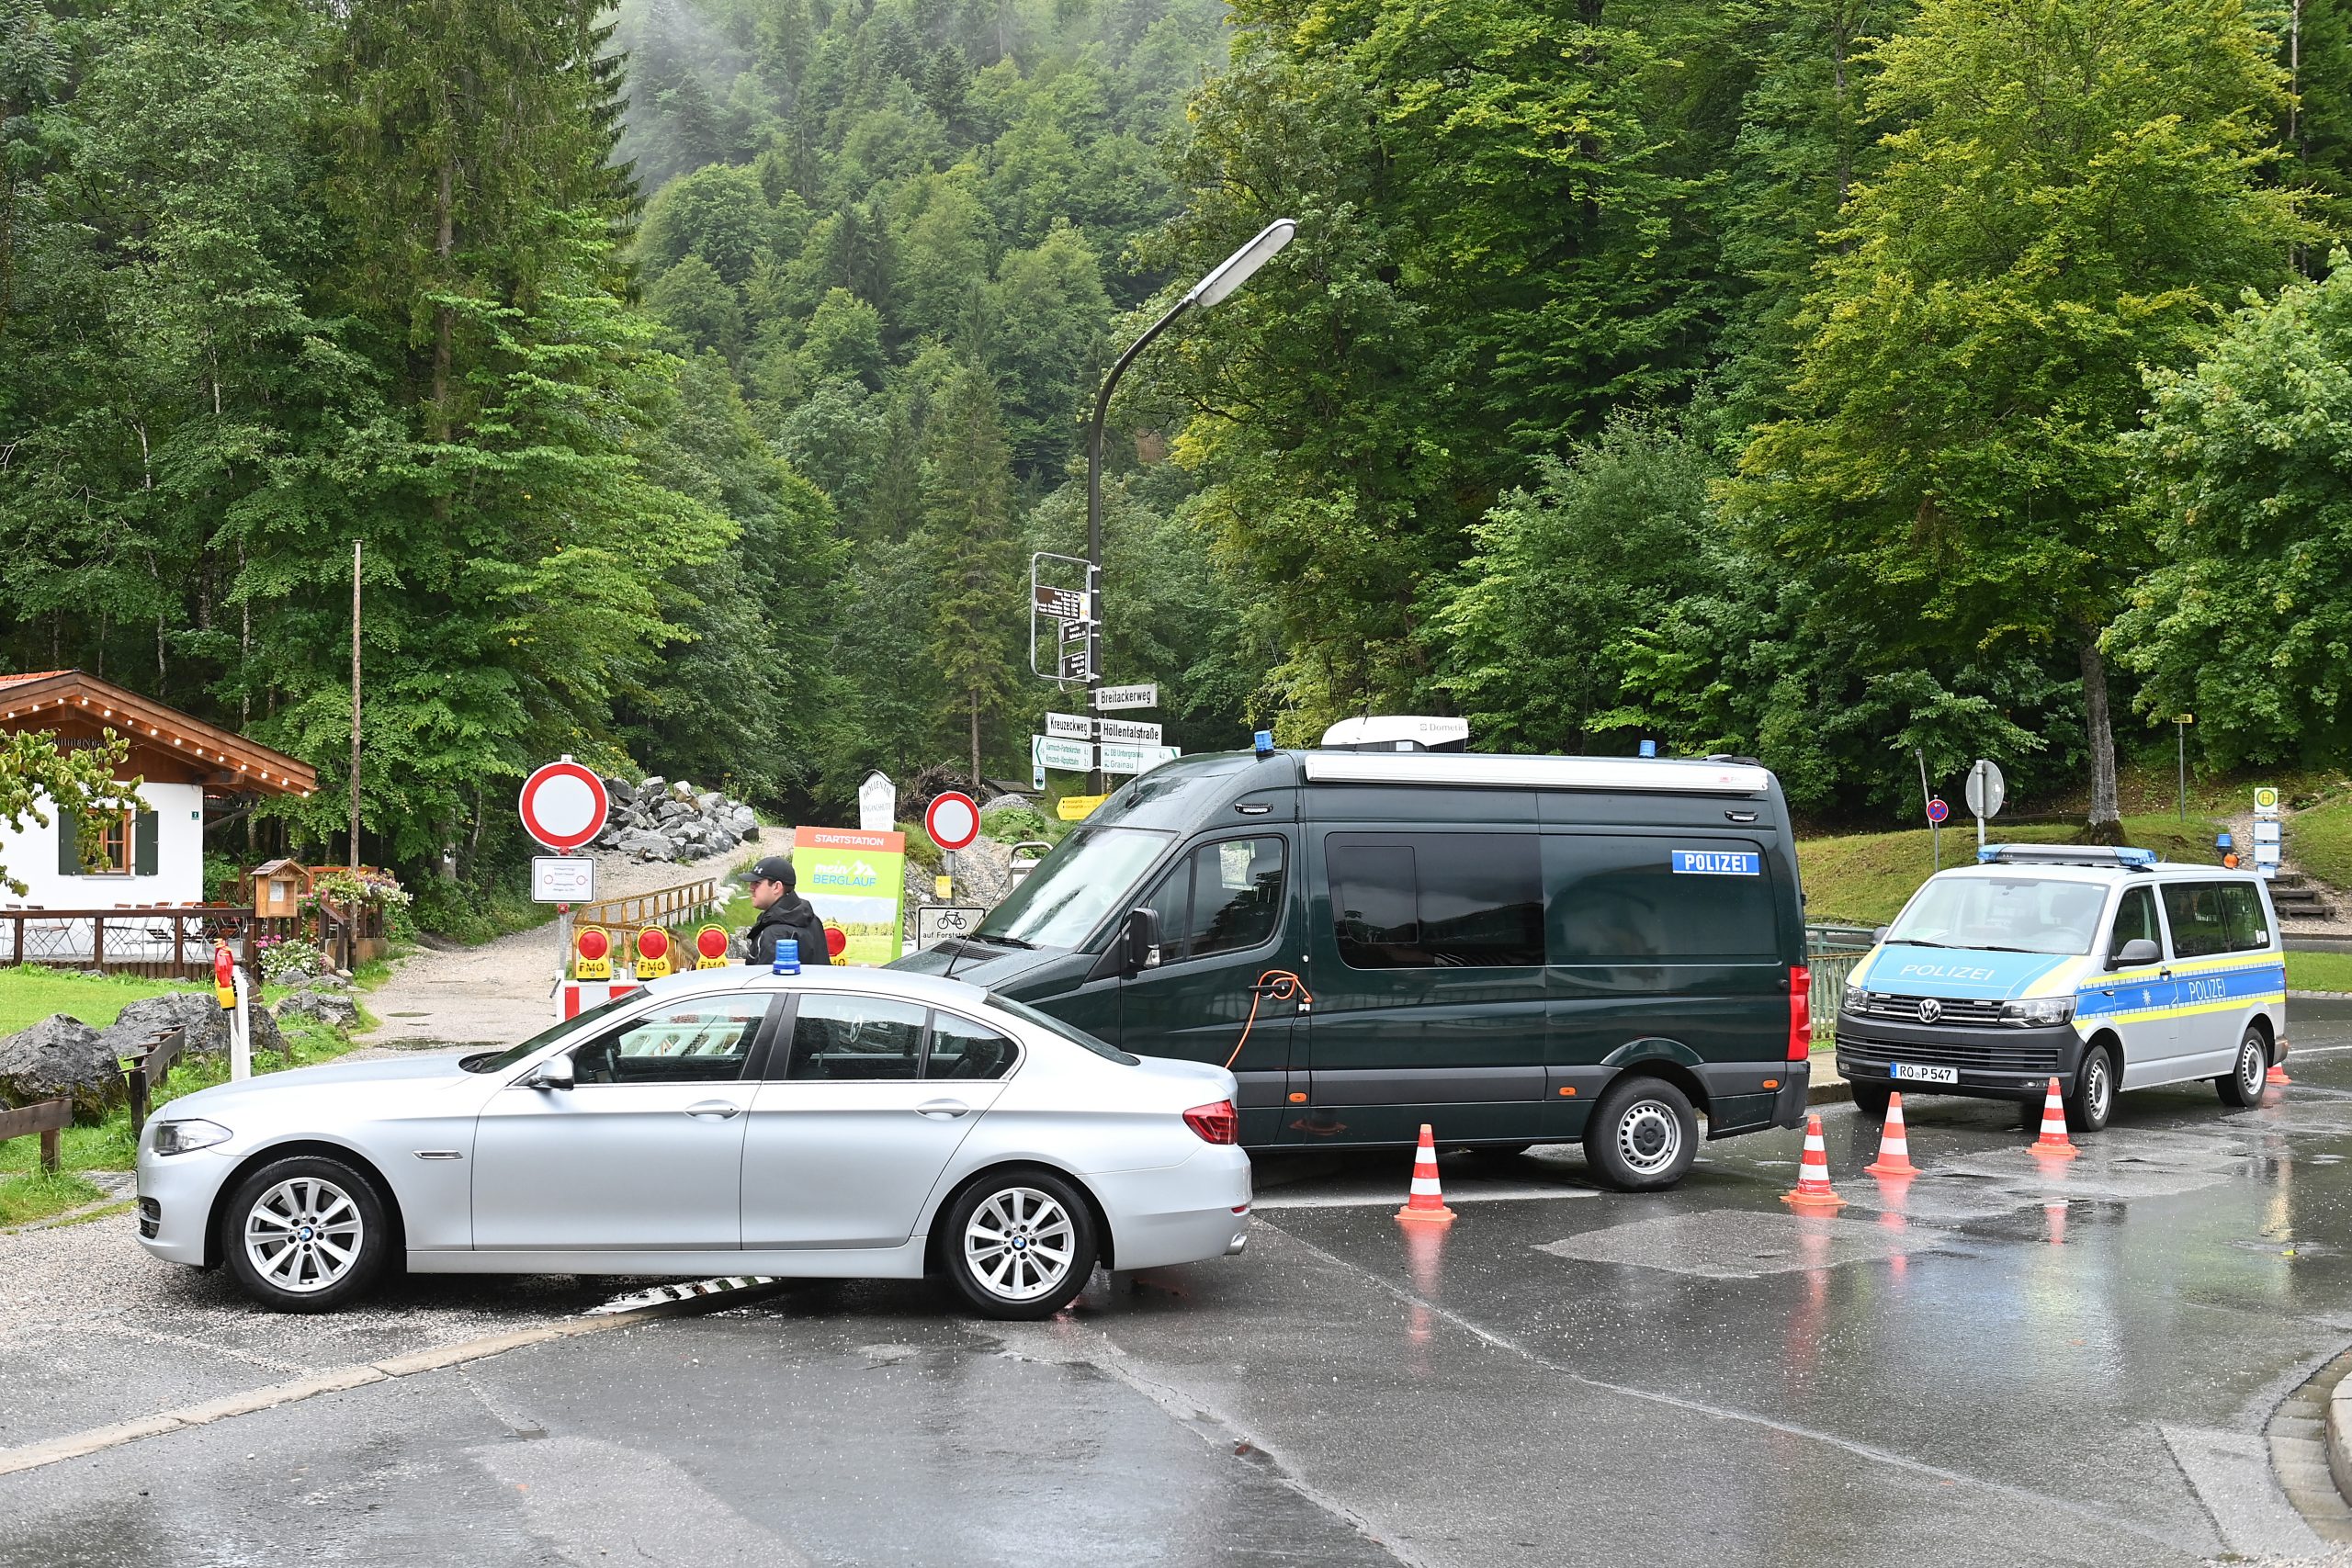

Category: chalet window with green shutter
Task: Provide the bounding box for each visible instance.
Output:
[56,807,146,875]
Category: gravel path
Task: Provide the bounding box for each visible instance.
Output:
[358,838,770,1053]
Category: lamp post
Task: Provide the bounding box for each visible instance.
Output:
[1084,218,1296,793]
[2176,714,2193,821]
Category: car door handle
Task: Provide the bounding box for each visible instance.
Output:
[684,1100,743,1120]
[916,1100,971,1119]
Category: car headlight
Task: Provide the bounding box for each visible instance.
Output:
[2000,997,2075,1028]
[1841,982,1864,1014]
[152,1119,232,1156]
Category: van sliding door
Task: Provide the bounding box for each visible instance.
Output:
[1301,830,1549,1146]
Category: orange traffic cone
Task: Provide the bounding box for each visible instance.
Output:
[2267,1060,2291,1086]
[1865,1093,1920,1179]
[2029,1076,2079,1158]
[1396,1124,1456,1223]
[1781,1114,1845,1210]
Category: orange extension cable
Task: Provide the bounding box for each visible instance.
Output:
[1226,970,1313,1069]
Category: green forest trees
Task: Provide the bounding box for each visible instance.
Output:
[1735,0,2303,836]
[1,0,2345,910]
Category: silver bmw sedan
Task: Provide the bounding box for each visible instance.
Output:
[135,967,1251,1318]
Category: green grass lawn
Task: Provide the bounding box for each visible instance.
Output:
[1797,815,2229,926]
[0,966,363,1226]
[2287,951,2352,992]
[2290,796,2352,892]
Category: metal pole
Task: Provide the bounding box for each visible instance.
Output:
[350,540,362,875]
[1917,749,1936,870]
[2177,721,2187,822]
[1085,297,1193,795]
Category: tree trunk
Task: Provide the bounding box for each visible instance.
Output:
[2080,635,2122,842]
[433,157,455,441]
[969,688,981,792]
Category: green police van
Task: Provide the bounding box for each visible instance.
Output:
[892,740,1814,1190]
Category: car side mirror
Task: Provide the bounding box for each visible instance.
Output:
[1123,907,1163,977]
[525,1054,576,1090]
[1871,926,1890,945]
[2110,938,2160,969]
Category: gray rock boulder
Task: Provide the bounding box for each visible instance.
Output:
[101,990,286,1066]
[638,775,666,796]
[604,775,637,806]
[277,990,361,1029]
[0,1015,119,1119]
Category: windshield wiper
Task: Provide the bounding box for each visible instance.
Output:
[1973,944,2053,954]
[964,931,1035,950]
[1884,938,1955,948]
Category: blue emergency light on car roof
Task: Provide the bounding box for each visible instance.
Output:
[1253,730,1274,757]
[774,939,800,976]
[1976,844,2159,869]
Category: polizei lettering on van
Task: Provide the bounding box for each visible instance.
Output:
[1671,850,1760,875]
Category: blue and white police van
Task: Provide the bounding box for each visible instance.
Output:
[1835,845,2288,1131]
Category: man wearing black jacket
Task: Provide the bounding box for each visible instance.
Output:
[742,855,831,966]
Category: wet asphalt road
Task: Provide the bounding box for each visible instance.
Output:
[7,1007,2352,1567]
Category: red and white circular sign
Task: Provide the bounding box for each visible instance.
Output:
[518,759,610,852]
[924,791,981,852]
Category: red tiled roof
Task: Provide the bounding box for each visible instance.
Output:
[0,671,67,688]
[0,670,316,795]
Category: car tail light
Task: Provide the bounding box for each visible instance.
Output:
[1788,965,1812,1061]
[1183,1100,1238,1145]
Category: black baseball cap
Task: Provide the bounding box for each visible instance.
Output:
[750,855,795,886]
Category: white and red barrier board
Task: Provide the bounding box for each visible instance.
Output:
[560,981,641,1020]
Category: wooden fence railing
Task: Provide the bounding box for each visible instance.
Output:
[572,877,724,937]
[0,1099,71,1174]
[1,907,262,982]
[124,1025,192,1132]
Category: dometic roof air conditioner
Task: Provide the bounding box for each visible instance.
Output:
[1317,716,1471,752]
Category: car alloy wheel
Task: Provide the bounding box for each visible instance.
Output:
[1614,1100,1684,1177]
[963,1186,1078,1303]
[243,1175,366,1294]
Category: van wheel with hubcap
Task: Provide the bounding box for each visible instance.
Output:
[2216,1029,2268,1109]
[220,1156,390,1313]
[942,1169,1099,1321]
[2065,1044,2116,1133]
[1583,1077,1698,1191]
[1849,1083,1891,1120]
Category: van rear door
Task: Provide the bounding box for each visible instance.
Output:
[1301,829,1550,1145]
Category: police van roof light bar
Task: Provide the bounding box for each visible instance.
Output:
[1976,844,2159,869]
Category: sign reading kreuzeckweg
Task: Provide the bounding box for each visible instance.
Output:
[1045,711,1094,739]
[1092,682,1158,711]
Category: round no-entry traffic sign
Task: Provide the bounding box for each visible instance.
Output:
[924,791,981,852]
[519,758,609,852]
[1926,797,1949,825]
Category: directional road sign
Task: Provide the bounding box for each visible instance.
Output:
[1092,683,1159,711]
[1101,742,1181,776]
[1034,734,1093,773]
[1034,584,1091,623]
[1098,717,1162,746]
[1045,711,1095,739]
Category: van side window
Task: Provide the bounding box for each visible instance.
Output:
[1328,833,1543,969]
[2219,884,2269,952]
[1137,837,1287,964]
[1546,837,1779,962]
[2109,886,2159,960]
[2159,882,2233,958]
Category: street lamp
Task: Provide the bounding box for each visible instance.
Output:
[1083,219,1296,791]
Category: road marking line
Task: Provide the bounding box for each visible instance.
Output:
[0,1279,789,1479]
[1256,1186,1600,1210]
[1260,1216,2198,1556]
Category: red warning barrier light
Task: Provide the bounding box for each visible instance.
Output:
[825,926,847,958]
[576,928,610,962]
[637,927,671,961]
[696,925,729,960]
